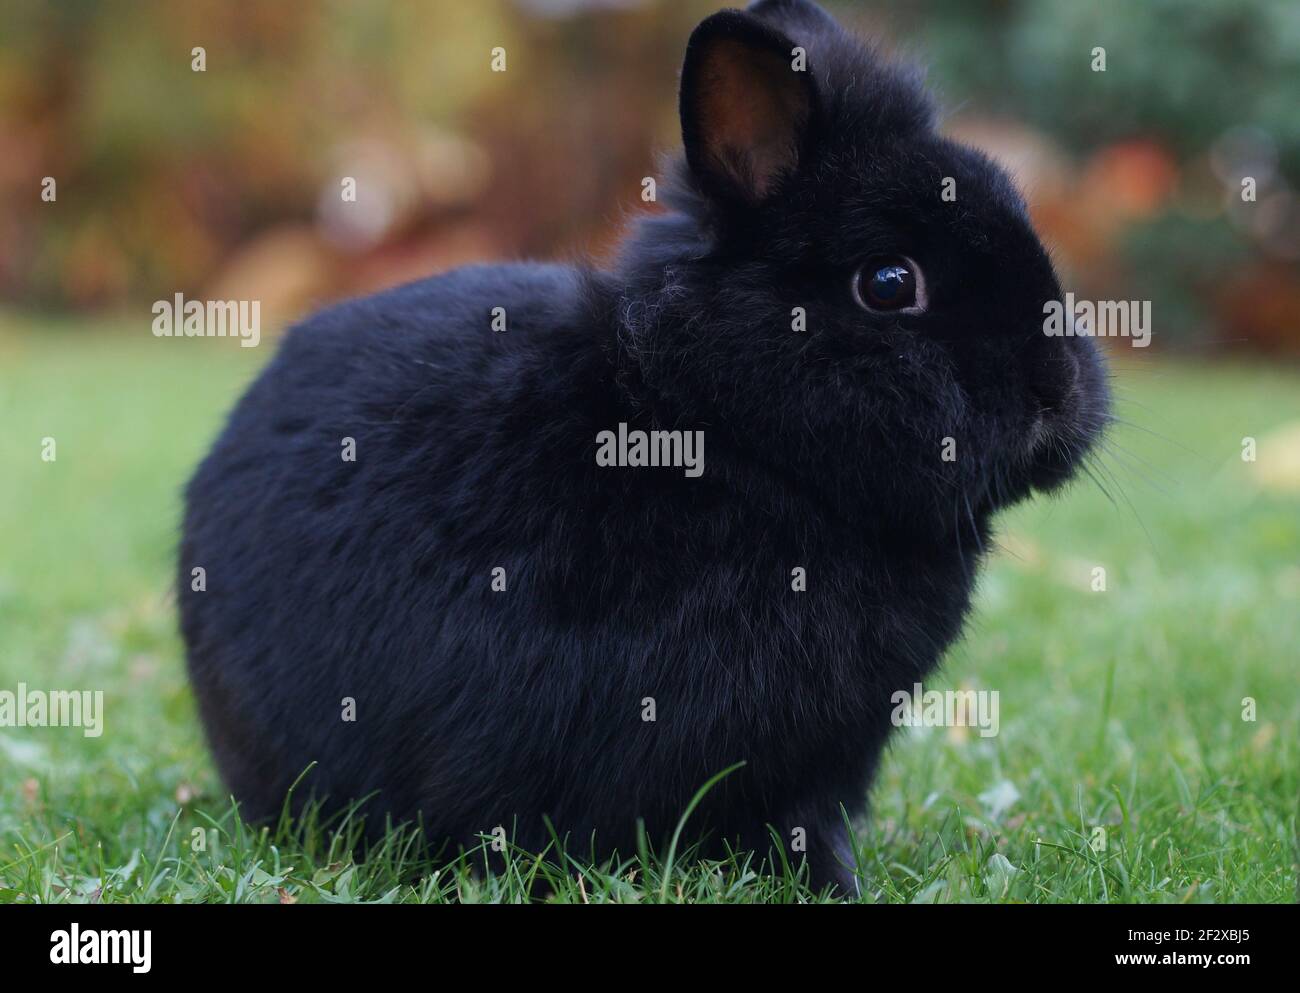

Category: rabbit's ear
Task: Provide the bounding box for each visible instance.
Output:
[680,10,817,206]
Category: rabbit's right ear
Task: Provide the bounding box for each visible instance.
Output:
[679,9,818,206]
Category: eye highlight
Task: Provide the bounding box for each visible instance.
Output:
[851,256,926,313]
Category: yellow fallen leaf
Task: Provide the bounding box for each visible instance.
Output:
[1251,723,1276,752]
[1246,420,1300,493]
[995,531,1042,570]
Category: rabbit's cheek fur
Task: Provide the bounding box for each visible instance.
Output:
[179,0,1110,895]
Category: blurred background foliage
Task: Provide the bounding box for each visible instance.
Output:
[1,0,1297,350]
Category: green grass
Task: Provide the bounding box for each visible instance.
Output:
[1,316,1297,903]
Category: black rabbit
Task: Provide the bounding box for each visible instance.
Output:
[180,0,1109,894]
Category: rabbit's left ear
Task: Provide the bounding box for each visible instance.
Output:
[679,10,817,205]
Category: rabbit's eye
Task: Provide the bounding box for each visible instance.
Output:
[852,257,925,313]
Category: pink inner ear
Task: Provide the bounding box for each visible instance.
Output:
[698,39,810,199]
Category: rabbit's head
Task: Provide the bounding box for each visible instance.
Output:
[615,0,1110,537]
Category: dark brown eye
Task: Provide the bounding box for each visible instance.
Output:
[852,257,925,313]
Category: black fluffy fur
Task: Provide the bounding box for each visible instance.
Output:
[180,0,1109,893]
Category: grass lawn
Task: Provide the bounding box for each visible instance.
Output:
[1,315,1297,903]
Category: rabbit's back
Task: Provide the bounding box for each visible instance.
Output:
[179,262,610,829]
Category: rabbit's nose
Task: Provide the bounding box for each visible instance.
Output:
[1025,324,1082,422]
